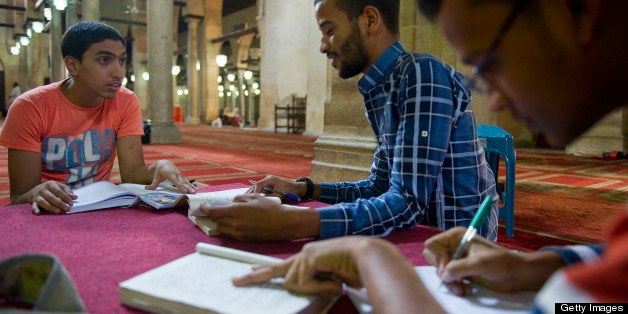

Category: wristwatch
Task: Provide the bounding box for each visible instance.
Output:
[296,177,313,199]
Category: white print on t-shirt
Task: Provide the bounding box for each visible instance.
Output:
[42,129,116,188]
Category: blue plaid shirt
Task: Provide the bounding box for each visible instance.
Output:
[317,41,499,240]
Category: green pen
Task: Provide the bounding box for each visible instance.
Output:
[450,195,493,260]
[440,195,493,289]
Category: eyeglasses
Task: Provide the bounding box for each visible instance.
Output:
[466,0,530,94]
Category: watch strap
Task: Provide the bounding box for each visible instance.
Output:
[296,177,313,199]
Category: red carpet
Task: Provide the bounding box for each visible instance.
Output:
[507,150,627,246]
[1,123,626,250]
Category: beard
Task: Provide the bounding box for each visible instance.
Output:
[337,23,369,79]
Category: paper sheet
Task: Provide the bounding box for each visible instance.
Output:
[347,266,535,314]
[119,244,323,314]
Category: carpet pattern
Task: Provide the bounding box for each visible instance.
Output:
[1,124,625,250]
[506,150,627,244]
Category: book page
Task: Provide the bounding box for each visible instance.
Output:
[69,181,143,213]
[119,244,327,314]
[195,242,281,265]
[347,266,535,314]
[187,190,281,236]
[69,181,180,213]
[187,188,250,211]
[135,192,186,210]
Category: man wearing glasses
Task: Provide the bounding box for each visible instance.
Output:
[232,0,627,311]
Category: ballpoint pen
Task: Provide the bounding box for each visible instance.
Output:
[248,180,301,202]
[440,195,493,288]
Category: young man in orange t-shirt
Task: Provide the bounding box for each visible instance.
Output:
[0,21,197,215]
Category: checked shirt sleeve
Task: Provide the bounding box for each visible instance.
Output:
[539,244,604,265]
[316,52,490,239]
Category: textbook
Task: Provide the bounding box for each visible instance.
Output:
[119,242,338,314]
[347,266,535,314]
[187,191,281,236]
[68,181,250,214]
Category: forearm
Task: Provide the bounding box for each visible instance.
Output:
[11,189,36,205]
[317,177,386,204]
[287,206,321,239]
[514,250,567,291]
[318,193,417,239]
[354,238,444,314]
[119,164,153,184]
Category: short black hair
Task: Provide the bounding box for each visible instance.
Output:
[315,0,400,35]
[61,21,125,61]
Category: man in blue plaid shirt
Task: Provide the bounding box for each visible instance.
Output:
[200,0,499,242]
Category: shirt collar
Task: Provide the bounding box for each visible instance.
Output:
[358,41,406,94]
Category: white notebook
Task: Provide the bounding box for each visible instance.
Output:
[347,266,535,314]
[119,243,338,314]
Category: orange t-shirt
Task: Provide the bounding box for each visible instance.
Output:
[0,79,144,189]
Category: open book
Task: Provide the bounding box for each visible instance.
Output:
[186,191,281,236]
[347,266,535,314]
[119,243,338,314]
[68,181,251,214]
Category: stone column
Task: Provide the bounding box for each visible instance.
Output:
[50,6,64,82]
[185,15,202,124]
[27,32,42,88]
[566,109,626,155]
[65,0,78,27]
[18,43,28,90]
[203,1,222,123]
[310,70,377,181]
[146,0,181,143]
[258,0,319,132]
[81,0,100,21]
[237,70,246,122]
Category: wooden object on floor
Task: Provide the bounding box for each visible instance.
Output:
[275,94,306,134]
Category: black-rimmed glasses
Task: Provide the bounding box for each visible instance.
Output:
[466,0,530,94]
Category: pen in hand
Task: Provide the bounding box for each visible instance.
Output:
[248,180,301,202]
[441,195,493,287]
[169,179,196,188]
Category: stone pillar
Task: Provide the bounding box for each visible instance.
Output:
[81,0,100,21]
[27,32,42,88]
[18,43,28,90]
[50,6,65,82]
[203,1,222,123]
[185,15,202,124]
[65,0,78,27]
[310,70,377,181]
[258,0,320,132]
[147,0,181,143]
[566,109,626,156]
[237,70,246,122]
